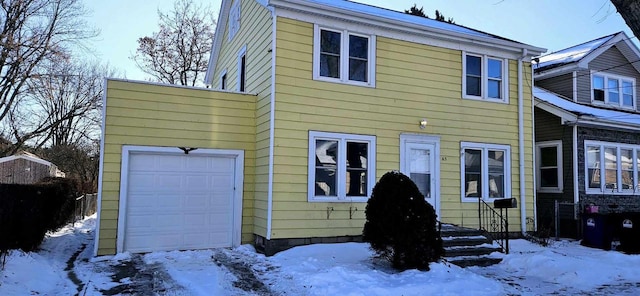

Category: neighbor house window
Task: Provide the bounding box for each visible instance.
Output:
[238,46,246,92]
[536,141,563,192]
[228,0,241,41]
[586,141,640,194]
[313,25,376,87]
[461,142,511,202]
[591,73,635,109]
[308,131,376,202]
[463,53,508,102]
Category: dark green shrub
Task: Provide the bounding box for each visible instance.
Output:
[363,171,443,271]
[0,178,77,262]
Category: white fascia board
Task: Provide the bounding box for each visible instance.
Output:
[268,0,545,58]
[0,155,52,166]
[534,64,582,80]
[577,32,628,69]
[534,98,578,123]
[205,0,232,86]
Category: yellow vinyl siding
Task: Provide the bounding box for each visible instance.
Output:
[97,80,256,255]
[212,0,273,237]
[270,17,535,238]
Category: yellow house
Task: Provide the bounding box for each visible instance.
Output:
[94,0,545,256]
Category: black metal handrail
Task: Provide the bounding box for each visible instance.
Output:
[478,198,510,254]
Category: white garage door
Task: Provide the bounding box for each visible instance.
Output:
[123,151,237,253]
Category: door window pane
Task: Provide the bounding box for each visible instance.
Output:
[587,146,601,188]
[315,139,338,196]
[464,149,482,197]
[346,141,368,196]
[409,148,431,198]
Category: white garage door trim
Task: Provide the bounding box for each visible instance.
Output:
[116,145,244,253]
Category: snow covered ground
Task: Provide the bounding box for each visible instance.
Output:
[2,215,640,295]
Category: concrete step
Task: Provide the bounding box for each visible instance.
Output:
[444,245,502,257]
[442,235,492,247]
[446,256,503,268]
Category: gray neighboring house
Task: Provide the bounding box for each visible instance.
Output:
[0,151,65,184]
[533,31,640,237]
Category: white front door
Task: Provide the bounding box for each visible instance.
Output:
[400,135,440,217]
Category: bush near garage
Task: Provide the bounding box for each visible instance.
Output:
[0,177,77,264]
[363,171,444,271]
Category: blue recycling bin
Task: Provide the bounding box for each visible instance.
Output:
[582,213,614,250]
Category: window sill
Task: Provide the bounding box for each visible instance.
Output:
[585,190,640,196]
[537,188,563,194]
[308,197,370,203]
[461,196,509,203]
[313,75,376,88]
[462,95,508,104]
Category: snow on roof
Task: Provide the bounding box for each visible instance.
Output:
[534,86,640,127]
[303,0,524,44]
[534,34,616,71]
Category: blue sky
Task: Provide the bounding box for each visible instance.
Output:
[84,0,633,81]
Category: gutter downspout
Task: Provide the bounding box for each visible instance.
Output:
[518,49,528,235]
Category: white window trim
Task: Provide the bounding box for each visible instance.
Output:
[462,52,509,104]
[237,45,246,92]
[584,140,640,195]
[536,140,563,193]
[590,71,636,110]
[308,131,376,202]
[460,142,512,202]
[312,24,376,88]
[228,0,241,41]
[220,69,227,90]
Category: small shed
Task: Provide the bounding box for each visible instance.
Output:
[0,152,65,184]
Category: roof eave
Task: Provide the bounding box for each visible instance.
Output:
[269,0,546,56]
[205,0,233,87]
[534,63,582,80]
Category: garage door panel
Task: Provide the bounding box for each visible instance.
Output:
[124,152,237,253]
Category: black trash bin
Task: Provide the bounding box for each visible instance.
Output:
[619,213,640,254]
[582,213,614,250]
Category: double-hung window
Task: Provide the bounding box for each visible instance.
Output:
[591,73,635,109]
[461,142,511,202]
[313,25,376,87]
[308,131,376,202]
[536,141,563,192]
[463,53,509,102]
[586,141,640,193]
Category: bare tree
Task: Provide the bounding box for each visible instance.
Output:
[132,0,216,86]
[0,0,97,155]
[21,61,114,149]
[611,0,640,39]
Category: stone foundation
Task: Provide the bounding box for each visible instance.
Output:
[254,235,363,256]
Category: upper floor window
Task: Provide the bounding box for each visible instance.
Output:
[220,70,227,90]
[238,46,246,92]
[463,53,509,103]
[228,0,241,41]
[586,141,640,194]
[313,25,376,87]
[308,131,376,202]
[461,142,511,202]
[592,73,635,109]
[536,141,563,192]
